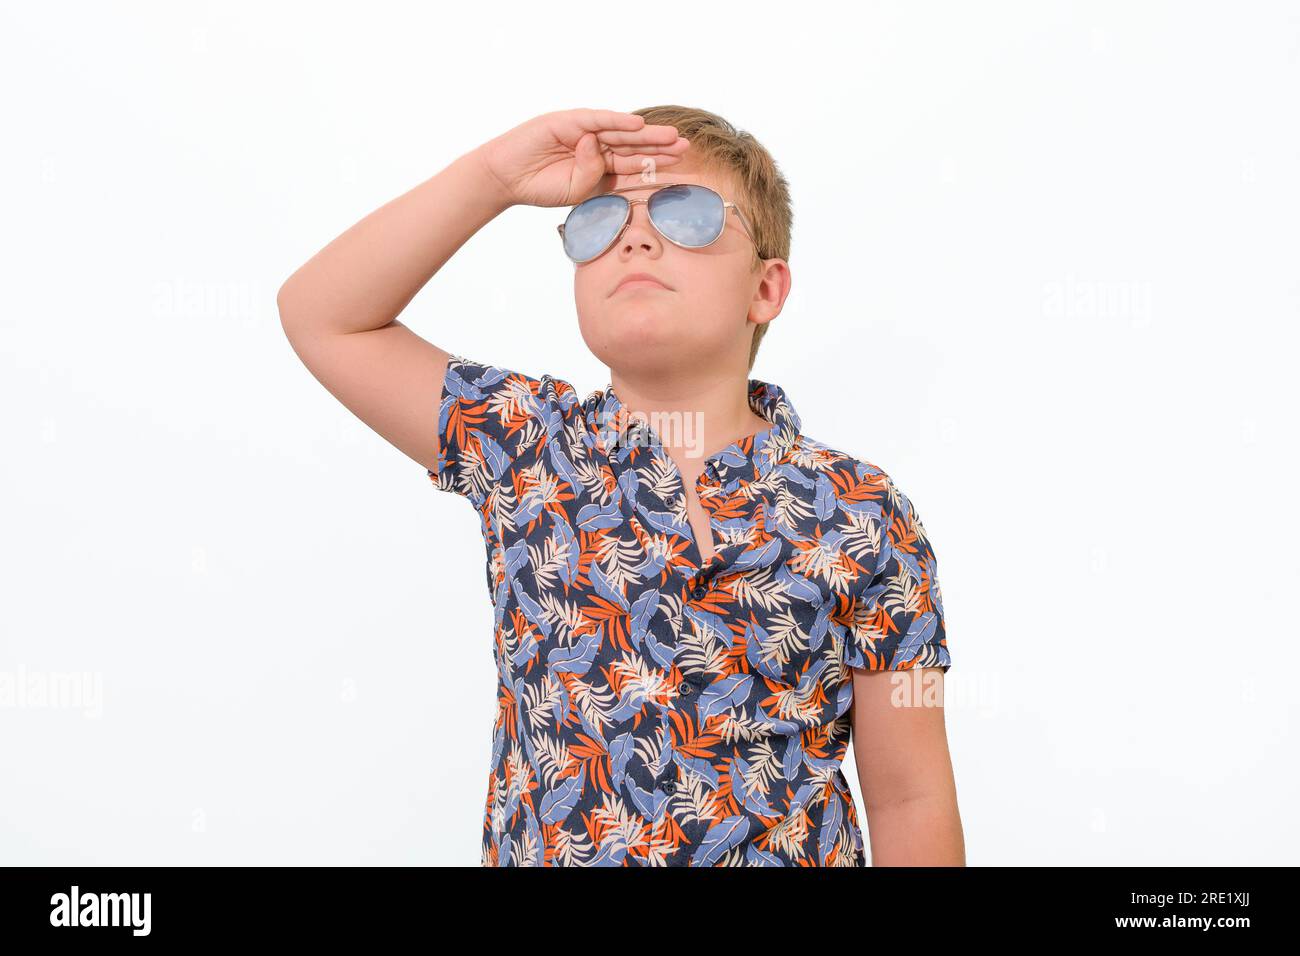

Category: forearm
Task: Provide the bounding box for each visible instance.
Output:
[277,146,512,336]
[864,793,965,866]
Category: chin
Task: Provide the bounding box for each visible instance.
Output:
[581,308,684,363]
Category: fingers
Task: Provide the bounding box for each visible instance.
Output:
[601,151,687,175]
[596,127,685,147]
[560,110,691,180]
[601,138,689,157]
[569,109,671,142]
[564,110,686,152]
[572,109,648,132]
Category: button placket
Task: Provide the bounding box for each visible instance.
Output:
[655,760,678,795]
[613,421,687,800]
[687,559,719,602]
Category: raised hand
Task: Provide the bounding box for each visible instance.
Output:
[475,108,690,210]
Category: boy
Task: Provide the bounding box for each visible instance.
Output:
[278,106,963,867]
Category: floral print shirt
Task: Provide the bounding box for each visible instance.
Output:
[427,354,950,866]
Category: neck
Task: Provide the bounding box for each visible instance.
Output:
[608,366,772,467]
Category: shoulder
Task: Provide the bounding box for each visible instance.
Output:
[432,355,586,502]
[443,354,582,414]
[786,431,893,489]
[787,431,926,527]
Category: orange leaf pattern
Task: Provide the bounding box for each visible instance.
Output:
[429,355,950,866]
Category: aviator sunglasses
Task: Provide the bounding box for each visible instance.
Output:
[557,182,758,264]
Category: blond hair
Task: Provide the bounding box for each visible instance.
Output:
[631,106,792,373]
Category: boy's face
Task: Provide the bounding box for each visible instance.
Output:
[572,158,785,377]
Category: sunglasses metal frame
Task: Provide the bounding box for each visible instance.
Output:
[556,182,759,263]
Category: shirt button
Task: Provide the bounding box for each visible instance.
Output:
[677,681,695,697]
[689,584,707,600]
[661,781,677,794]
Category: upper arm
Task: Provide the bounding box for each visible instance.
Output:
[841,469,950,672]
[430,353,570,503]
[280,313,573,504]
[848,665,951,809]
[843,467,954,806]
[281,315,452,473]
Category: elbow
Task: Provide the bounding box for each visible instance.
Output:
[276,281,300,335]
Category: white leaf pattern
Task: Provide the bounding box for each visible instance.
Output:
[427,355,950,866]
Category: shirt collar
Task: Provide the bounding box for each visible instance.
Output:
[586,376,803,490]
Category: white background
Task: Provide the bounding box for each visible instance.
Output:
[1,1,1295,865]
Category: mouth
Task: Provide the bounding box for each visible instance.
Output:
[610,273,674,297]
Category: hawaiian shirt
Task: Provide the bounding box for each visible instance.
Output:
[427,354,951,866]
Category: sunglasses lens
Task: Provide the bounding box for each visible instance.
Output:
[648,184,725,247]
[562,195,628,262]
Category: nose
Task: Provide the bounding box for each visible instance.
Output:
[617,200,662,257]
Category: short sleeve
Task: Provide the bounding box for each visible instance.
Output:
[428,354,573,504]
[843,474,950,673]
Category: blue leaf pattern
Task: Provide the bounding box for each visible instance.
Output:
[428,355,951,865]
[691,816,751,867]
